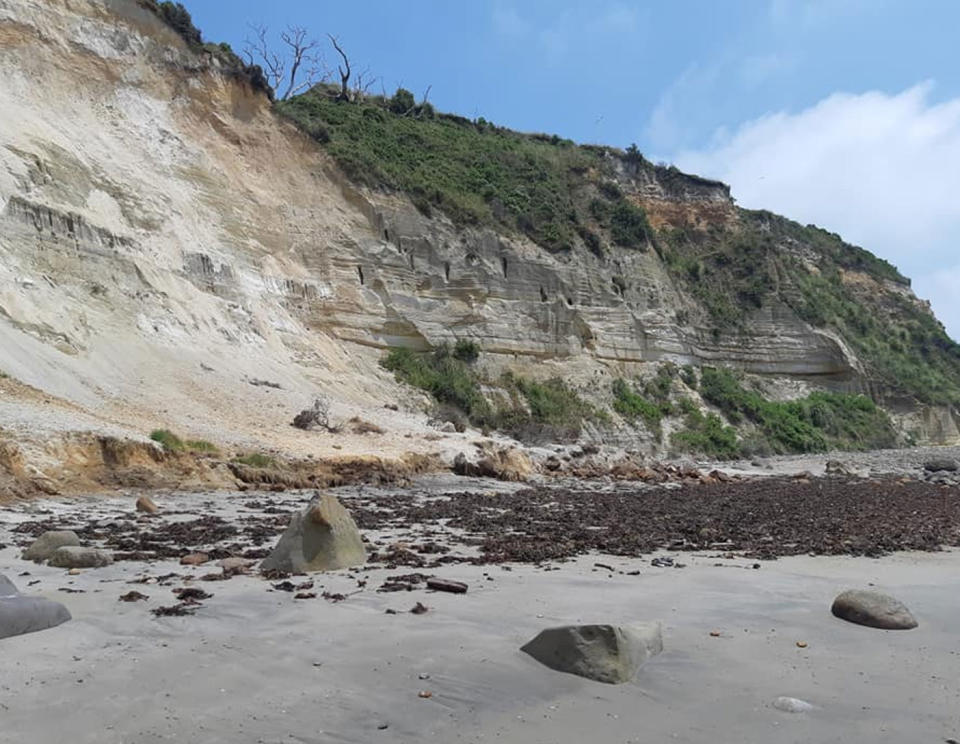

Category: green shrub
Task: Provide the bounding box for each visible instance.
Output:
[671,410,741,459]
[698,367,896,453]
[275,89,651,255]
[185,439,219,453]
[149,429,218,454]
[381,347,601,441]
[234,453,276,468]
[612,379,663,437]
[149,429,184,452]
[382,347,492,424]
[389,88,416,114]
[452,339,480,363]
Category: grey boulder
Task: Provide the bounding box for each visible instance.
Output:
[923,458,958,472]
[260,492,366,573]
[521,622,663,684]
[831,589,918,630]
[21,530,81,562]
[48,545,113,569]
[0,574,72,640]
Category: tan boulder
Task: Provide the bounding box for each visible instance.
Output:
[260,493,366,573]
[136,495,159,514]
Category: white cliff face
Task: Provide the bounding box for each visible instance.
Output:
[0,0,953,449]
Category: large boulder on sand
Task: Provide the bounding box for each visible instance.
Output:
[48,546,113,569]
[0,574,72,640]
[260,493,366,573]
[521,622,663,684]
[831,589,918,630]
[21,530,81,562]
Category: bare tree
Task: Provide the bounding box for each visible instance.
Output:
[328,34,351,101]
[244,23,327,101]
[351,66,378,102]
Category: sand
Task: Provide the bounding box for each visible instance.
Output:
[1,487,958,744]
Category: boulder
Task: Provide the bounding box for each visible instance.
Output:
[0,574,72,640]
[21,530,81,562]
[521,622,663,684]
[136,495,159,514]
[831,589,917,630]
[923,458,958,473]
[260,492,366,573]
[453,446,532,482]
[48,546,113,569]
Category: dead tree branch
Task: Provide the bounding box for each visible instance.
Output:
[328,34,351,101]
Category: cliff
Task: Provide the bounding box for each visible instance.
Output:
[1,0,958,491]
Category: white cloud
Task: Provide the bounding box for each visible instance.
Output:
[668,83,960,340]
[492,5,527,36]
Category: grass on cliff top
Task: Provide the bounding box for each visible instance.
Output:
[277,88,654,255]
[381,345,604,442]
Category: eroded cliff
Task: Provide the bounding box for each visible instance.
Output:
[1,0,958,488]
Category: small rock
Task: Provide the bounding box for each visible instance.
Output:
[418,690,432,699]
[119,591,149,602]
[22,531,81,563]
[418,672,430,680]
[410,602,428,614]
[438,421,457,433]
[923,458,958,473]
[709,631,721,637]
[136,495,159,514]
[426,577,468,594]
[217,557,253,573]
[68,568,82,576]
[180,553,210,566]
[825,460,852,476]
[772,696,814,713]
[795,640,808,648]
[521,622,663,684]
[831,589,918,630]
[48,546,113,569]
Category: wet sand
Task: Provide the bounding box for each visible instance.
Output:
[2,484,959,743]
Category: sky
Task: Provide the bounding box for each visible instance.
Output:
[189,0,960,339]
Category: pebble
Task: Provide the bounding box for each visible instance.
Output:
[772,696,814,713]
[418,690,432,699]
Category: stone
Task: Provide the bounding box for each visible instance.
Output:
[0,574,72,640]
[923,458,958,472]
[831,589,918,630]
[180,553,210,566]
[217,557,254,572]
[772,696,814,713]
[22,530,81,562]
[825,460,852,476]
[136,495,159,514]
[48,546,113,569]
[521,622,663,684]
[453,446,532,482]
[438,421,457,433]
[260,492,367,573]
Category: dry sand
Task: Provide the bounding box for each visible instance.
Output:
[1,487,958,744]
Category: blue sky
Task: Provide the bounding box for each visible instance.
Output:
[190,1,960,339]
